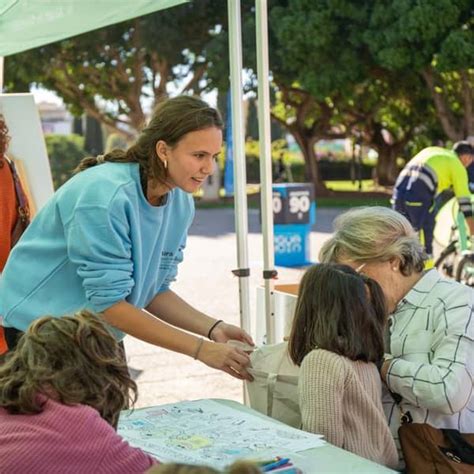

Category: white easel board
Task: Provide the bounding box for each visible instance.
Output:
[0,93,54,213]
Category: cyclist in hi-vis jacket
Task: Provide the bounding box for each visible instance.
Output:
[392,141,474,264]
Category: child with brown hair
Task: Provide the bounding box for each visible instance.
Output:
[288,263,398,469]
[0,310,157,473]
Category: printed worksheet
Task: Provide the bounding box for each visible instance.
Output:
[118,399,325,469]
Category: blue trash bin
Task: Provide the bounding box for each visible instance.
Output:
[272,184,315,267]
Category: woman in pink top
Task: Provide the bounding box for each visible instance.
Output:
[0,310,157,473]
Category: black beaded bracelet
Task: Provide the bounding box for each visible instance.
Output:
[207,319,223,340]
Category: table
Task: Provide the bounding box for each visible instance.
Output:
[119,398,398,473]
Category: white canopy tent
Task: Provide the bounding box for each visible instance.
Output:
[0,0,277,342]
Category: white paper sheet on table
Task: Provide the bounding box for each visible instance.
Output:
[118,399,325,469]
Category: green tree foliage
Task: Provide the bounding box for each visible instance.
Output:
[105,132,130,153]
[45,134,87,189]
[207,0,470,188]
[246,97,285,141]
[7,1,470,190]
[260,0,472,186]
[5,1,226,138]
[206,1,403,189]
[366,0,473,140]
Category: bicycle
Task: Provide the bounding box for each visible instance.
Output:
[434,197,474,286]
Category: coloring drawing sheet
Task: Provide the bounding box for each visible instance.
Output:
[118,399,325,469]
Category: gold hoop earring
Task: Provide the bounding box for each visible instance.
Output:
[163,159,168,170]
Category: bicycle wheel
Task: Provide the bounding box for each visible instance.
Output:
[455,254,474,287]
[434,197,457,247]
[434,241,458,278]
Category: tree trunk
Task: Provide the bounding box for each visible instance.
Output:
[370,123,408,186]
[460,70,474,137]
[72,116,83,136]
[293,132,329,196]
[84,115,104,156]
[421,67,465,141]
[375,145,400,186]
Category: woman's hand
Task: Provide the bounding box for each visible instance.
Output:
[197,340,254,381]
[380,359,392,383]
[210,321,254,347]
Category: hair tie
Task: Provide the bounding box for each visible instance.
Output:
[96,155,105,164]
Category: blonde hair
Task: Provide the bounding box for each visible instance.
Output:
[319,206,426,275]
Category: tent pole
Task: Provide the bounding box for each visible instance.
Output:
[227,0,251,337]
[255,0,276,344]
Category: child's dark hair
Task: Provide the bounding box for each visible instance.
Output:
[288,263,386,366]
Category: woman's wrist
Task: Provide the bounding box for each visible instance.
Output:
[380,353,395,382]
[193,337,205,360]
[377,353,394,371]
[207,319,223,340]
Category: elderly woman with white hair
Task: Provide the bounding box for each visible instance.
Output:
[320,206,473,468]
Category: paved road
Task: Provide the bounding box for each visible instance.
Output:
[125,207,344,408]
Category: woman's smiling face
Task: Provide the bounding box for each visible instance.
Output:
[156,126,222,194]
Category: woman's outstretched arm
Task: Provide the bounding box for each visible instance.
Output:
[146,290,254,345]
[102,300,253,381]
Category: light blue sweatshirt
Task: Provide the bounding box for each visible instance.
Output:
[0,162,194,338]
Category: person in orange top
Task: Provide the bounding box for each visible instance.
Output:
[0,114,29,355]
[0,114,17,272]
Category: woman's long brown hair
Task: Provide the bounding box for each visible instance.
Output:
[74,95,223,189]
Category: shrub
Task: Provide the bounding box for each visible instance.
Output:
[46,134,87,189]
[105,132,129,153]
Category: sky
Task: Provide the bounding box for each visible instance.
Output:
[31,86,63,105]
[30,84,218,110]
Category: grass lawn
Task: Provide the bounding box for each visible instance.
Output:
[325,179,379,192]
[315,195,391,208]
[196,180,392,209]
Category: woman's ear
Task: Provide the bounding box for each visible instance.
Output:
[389,257,401,272]
[155,140,168,162]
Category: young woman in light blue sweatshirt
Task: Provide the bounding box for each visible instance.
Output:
[0,95,253,380]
